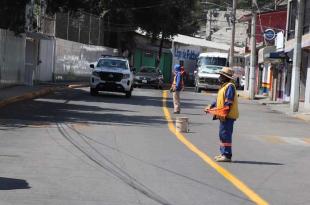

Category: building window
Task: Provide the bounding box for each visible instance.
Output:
[304,0,310,34]
[288,0,297,40]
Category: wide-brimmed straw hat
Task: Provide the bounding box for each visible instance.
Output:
[219,67,234,80]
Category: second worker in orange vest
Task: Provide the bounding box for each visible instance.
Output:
[171,64,184,114]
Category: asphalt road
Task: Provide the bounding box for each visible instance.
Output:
[0,87,309,205]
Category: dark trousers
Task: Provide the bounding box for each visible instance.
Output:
[219,119,235,158]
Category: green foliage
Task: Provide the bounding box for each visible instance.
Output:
[45,0,98,14]
[131,0,202,39]
[205,0,275,10]
[0,0,30,33]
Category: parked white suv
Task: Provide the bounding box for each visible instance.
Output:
[89,56,134,97]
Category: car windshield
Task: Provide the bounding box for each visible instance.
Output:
[97,59,128,70]
[140,67,157,73]
[199,57,227,67]
[200,66,222,74]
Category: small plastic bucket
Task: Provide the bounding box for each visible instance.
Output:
[175,117,189,133]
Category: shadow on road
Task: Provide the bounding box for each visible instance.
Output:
[0,89,169,129]
[0,88,207,129]
[232,161,284,165]
[0,177,31,190]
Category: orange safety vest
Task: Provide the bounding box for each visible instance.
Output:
[216,82,239,119]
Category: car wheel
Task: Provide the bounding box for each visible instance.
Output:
[125,91,132,98]
[90,88,98,96]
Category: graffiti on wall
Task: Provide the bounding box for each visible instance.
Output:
[173,46,200,61]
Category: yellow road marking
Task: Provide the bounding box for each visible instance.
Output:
[71,122,90,129]
[262,136,286,144]
[162,91,269,205]
[303,138,310,144]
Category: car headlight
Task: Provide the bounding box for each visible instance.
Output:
[92,71,100,77]
[123,74,130,79]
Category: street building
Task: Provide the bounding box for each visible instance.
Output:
[171,34,243,85]
[132,32,172,83]
[285,0,310,109]
[240,9,288,101]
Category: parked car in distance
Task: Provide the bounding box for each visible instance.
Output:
[134,66,164,89]
[239,75,245,90]
[194,52,227,92]
[89,56,134,98]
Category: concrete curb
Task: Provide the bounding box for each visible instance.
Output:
[0,87,59,108]
[0,83,88,109]
[67,83,89,89]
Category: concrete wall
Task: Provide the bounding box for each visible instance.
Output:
[0,29,26,88]
[54,38,117,81]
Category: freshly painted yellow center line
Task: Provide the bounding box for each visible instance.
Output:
[162,91,269,205]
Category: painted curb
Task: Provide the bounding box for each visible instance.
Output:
[68,83,89,89]
[0,83,88,109]
[0,87,59,108]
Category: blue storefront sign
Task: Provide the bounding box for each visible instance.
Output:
[174,47,200,61]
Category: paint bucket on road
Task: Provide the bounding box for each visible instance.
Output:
[176,117,189,133]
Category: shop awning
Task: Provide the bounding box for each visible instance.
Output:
[269,51,287,59]
[258,46,276,64]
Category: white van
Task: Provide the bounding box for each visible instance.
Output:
[194,52,228,92]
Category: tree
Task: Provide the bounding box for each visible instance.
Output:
[94,0,202,61]
[0,0,99,33]
[130,0,202,66]
[206,0,278,10]
[0,0,30,33]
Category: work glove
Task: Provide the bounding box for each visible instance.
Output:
[204,105,211,113]
[205,106,230,121]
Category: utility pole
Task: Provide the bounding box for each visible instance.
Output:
[229,0,237,67]
[205,0,209,40]
[249,0,257,100]
[208,10,212,40]
[204,0,212,40]
[275,0,277,10]
[25,0,35,32]
[290,0,305,112]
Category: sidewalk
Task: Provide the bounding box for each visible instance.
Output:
[0,83,88,108]
[238,90,310,123]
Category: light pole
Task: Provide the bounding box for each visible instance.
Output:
[249,0,257,100]
[229,0,237,67]
[290,0,305,112]
[99,9,110,46]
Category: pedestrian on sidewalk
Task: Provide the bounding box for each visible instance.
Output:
[171,64,184,114]
[205,67,239,162]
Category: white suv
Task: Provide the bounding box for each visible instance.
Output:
[89,56,134,97]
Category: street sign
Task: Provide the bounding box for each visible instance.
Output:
[264,29,276,41]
